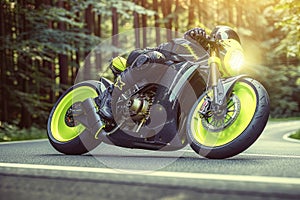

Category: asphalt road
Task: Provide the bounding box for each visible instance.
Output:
[0,120,300,200]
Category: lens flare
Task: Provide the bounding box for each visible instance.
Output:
[229,50,244,71]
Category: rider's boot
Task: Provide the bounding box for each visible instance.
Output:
[95,85,113,121]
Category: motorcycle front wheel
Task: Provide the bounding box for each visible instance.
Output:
[187,78,270,159]
[47,80,108,155]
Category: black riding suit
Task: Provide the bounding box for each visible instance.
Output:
[98,28,209,120]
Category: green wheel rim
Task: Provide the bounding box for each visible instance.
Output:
[50,86,98,142]
[190,81,257,147]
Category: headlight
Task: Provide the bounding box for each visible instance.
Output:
[228,49,244,71]
[221,39,245,76]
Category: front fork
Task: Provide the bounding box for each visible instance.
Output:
[208,50,226,113]
[204,49,248,120]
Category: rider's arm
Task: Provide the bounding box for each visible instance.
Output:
[126,48,167,69]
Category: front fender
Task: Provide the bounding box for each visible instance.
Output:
[223,75,250,98]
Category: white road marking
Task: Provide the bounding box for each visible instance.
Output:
[241,153,300,159]
[0,162,300,185]
[0,139,47,145]
[179,149,300,158]
[283,132,300,144]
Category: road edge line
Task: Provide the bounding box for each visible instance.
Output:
[283,132,300,144]
[1,162,300,185]
[0,139,48,145]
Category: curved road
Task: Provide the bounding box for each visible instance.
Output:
[0,120,300,200]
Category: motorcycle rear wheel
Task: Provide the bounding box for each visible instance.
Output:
[47,80,106,155]
[187,78,270,159]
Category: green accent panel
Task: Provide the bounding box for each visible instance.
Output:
[50,86,98,142]
[182,44,198,60]
[190,81,257,147]
[112,56,127,72]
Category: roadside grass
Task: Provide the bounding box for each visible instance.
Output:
[269,117,300,122]
[0,122,47,142]
[290,129,300,140]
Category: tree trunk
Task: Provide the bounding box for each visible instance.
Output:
[58,0,68,88]
[197,0,202,25]
[85,4,93,35]
[95,14,102,37]
[228,1,234,24]
[95,14,102,71]
[153,0,160,45]
[212,0,218,23]
[202,0,209,24]
[75,12,81,82]
[236,0,243,26]
[188,0,195,29]
[133,0,140,48]
[161,0,172,41]
[0,1,8,122]
[43,0,55,103]
[111,6,118,56]
[36,0,50,105]
[19,0,32,128]
[83,4,94,80]
[174,0,180,37]
[141,0,147,48]
[35,0,42,8]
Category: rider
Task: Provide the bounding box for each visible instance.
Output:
[97,27,210,121]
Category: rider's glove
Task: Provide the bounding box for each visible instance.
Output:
[132,51,166,69]
[184,28,209,50]
[146,51,166,63]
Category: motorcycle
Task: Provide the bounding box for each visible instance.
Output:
[47,26,270,159]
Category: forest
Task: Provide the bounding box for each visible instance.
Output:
[0,0,299,136]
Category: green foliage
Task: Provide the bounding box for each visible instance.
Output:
[25,6,84,28]
[0,0,157,131]
[247,64,300,117]
[0,122,46,142]
[290,129,300,140]
[274,0,300,58]
[1,4,101,57]
[237,0,300,117]
[1,0,300,138]
[112,0,155,17]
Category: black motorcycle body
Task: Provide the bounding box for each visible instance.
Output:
[47,34,270,159]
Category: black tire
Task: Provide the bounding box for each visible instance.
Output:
[187,78,270,159]
[47,80,108,155]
